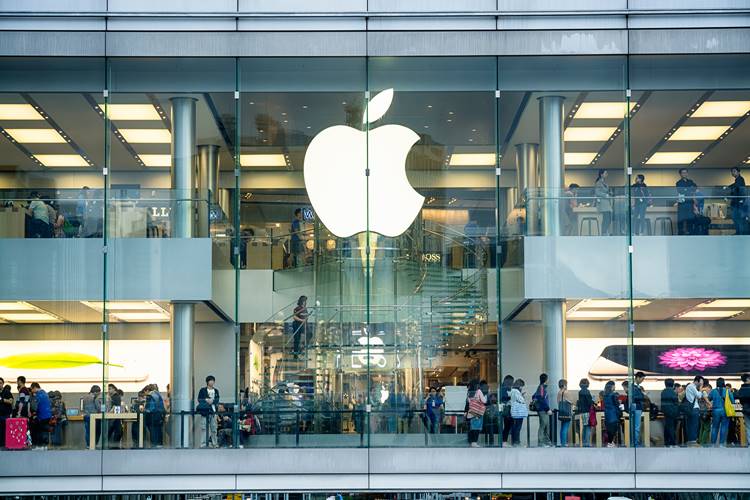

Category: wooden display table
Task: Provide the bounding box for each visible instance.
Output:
[88,412,143,450]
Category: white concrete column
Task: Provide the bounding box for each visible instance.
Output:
[514,143,539,235]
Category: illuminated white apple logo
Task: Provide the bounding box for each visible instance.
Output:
[303,88,424,238]
[351,327,387,369]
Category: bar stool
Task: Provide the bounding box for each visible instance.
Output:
[655,217,673,235]
[580,217,600,236]
[634,218,652,236]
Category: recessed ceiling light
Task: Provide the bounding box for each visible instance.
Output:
[0,104,45,120]
[567,310,624,320]
[696,299,750,308]
[448,153,496,167]
[691,101,750,118]
[668,125,731,141]
[0,301,37,311]
[34,154,89,167]
[111,312,170,322]
[240,154,286,167]
[99,104,161,121]
[564,127,617,142]
[81,301,165,311]
[646,152,701,165]
[4,128,66,143]
[574,299,650,309]
[564,152,597,165]
[118,129,171,144]
[0,313,61,323]
[138,154,171,167]
[573,102,636,120]
[678,310,742,319]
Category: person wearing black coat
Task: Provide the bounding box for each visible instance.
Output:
[737,373,750,448]
[660,378,680,447]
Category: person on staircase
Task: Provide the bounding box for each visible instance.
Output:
[292,295,309,359]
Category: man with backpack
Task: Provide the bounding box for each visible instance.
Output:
[532,373,552,447]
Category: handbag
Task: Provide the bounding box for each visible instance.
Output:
[558,391,572,421]
[723,389,737,417]
[588,406,597,427]
[468,392,486,417]
[469,415,483,431]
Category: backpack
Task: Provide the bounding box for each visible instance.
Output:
[558,391,572,421]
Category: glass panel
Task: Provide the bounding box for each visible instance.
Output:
[629,54,750,450]
[0,57,106,450]
[238,57,368,447]
[498,55,631,448]
[105,58,237,449]
[367,57,498,447]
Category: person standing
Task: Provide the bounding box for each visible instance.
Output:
[509,379,527,447]
[0,384,13,448]
[631,174,652,235]
[726,167,747,235]
[661,378,679,447]
[292,295,309,358]
[107,384,123,448]
[562,183,579,235]
[423,387,443,434]
[290,208,303,267]
[684,376,705,446]
[29,382,51,448]
[82,385,102,448]
[576,378,595,447]
[603,381,622,447]
[557,379,573,447]
[676,168,697,235]
[197,375,220,448]
[144,384,165,448]
[500,375,514,444]
[531,373,552,447]
[594,169,613,235]
[465,380,486,448]
[630,371,646,447]
[708,378,735,447]
[26,192,51,238]
[736,373,750,447]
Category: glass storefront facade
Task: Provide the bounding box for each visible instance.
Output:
[1,54,749,452]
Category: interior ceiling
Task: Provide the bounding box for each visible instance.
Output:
[512,298,750,322]
[2,89,746,178]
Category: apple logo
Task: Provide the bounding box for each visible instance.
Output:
[303,88,424,238]
[351,327,387,369]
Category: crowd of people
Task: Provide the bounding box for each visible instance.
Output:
[457,372,750,448]
[14,187,103,239]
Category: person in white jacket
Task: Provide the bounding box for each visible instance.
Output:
[509,379,528,447]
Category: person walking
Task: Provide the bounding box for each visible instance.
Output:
[197,375,220,448]
[661,378,679,447]
[557,379,573,447]
[708,378,735,447]
[465,380,486,448]
[291,295,309,358]
[500,375,514,444]
[532,373,552,447]
[603,381,622,447]
[509,379,527,447]
[576,378,594,447]
[737,373,750,447]
[594,169,613,235]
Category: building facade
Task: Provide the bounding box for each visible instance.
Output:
[0,1,749,497]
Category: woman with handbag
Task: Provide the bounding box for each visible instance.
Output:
[708,377,735,447]
[576,378,595,447]
[557,379,573,447]
[509,379,527,447]
[465,380,486,448]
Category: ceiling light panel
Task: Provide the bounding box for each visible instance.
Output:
[691,101,750,118]
[645,152,701,165]
[240,154,287,167]
[668,126,731,141]
[119,129,171,144]
[575,299,650,309]
[138,154,171,167]
[564,127,617,142]
[34,154,89,167]
[111,312,170,322]
[81,301,165,312]
[0,301,37,311]
[99,104,161,121]
[564,152,597,165]
[679,310,742,319]
[0,313,61,323]
[573,102,635,120]
[567,310,624,320]
[4,128,66,143]
[0,104,44,120]
[696,299,750,308]
[448,153,496,166]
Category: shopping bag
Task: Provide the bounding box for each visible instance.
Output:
[724,390,736,417]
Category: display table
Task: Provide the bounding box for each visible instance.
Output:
[573,206,677,235]
[88,412,143,450]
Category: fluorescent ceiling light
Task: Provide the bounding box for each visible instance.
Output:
[99,104,161,121]
[564,127,617,142]
[0,301,37,311]
[575,299,650,309]
[573,102,635,120]
[448,153,496,166]
[138,154,171,167]
[119,129,171,144]
[81,301,165,312]
[0,313,61,323]
[34,154,89,167]
[567,310,624,320]
[0,104,44,120]
[646,152,701,165]
[240,154,287,167]
[696,299,750,308]
[564,152,597,165]
[4,128,66,143]
[111,312,170,322]
[668,126,730,141]
[679,310,742,319]
[691,101,750,118]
